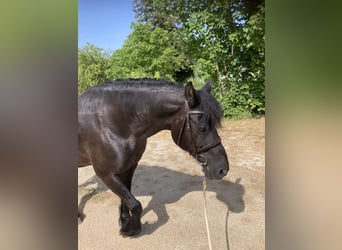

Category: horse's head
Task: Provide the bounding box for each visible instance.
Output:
[171,81,229,179]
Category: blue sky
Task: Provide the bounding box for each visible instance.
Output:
[78,0,136,51]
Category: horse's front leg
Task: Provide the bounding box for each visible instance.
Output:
[95,168,142,237]
[118,166,139,234]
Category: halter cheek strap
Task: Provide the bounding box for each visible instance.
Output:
[176,103,222,167]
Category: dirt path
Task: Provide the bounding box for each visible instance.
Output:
[78,117,265,250]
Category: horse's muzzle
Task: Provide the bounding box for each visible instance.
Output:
[202,163,228,180]
[216,167,228,179]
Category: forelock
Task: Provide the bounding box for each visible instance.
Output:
[197,90,223,129]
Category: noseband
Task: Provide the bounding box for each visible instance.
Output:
[176,103,222,168]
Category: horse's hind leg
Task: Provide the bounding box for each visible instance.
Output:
[94,166,142,237]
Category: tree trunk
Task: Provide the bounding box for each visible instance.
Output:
[215,62,223,100]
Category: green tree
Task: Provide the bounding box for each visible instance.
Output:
[78,43,112,94]
[133,0,265,118]
[108,22,189,81]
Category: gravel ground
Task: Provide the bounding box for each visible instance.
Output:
[78,117,265,250]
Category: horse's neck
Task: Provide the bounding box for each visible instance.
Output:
[135,93,185,139]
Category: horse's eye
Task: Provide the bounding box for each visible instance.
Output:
[199,125,208,133]
[198,115,210,133]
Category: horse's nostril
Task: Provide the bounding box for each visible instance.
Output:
[218,168,228,177]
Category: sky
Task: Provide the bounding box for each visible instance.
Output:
[78,0,136,51]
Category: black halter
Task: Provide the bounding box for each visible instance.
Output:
[176,103,222,167]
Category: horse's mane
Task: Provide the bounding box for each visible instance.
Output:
[83,78,222,128]
[98,78,184,92]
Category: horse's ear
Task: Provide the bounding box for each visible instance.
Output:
[203,80,212,93]
[185,82,198,107]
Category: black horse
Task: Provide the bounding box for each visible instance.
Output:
[78,78,229,237]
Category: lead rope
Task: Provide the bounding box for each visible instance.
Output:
[202,166,230,250]
[202,176,213,250]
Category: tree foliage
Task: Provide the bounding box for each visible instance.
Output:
[132,0,265,118]
[78,0,265,118]
[108,22,189,80]
[78,43,112,94]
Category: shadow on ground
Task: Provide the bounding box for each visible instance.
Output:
[78,165,245,236]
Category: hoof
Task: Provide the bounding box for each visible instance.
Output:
[119,219,142,237]
[120,227,142,237]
